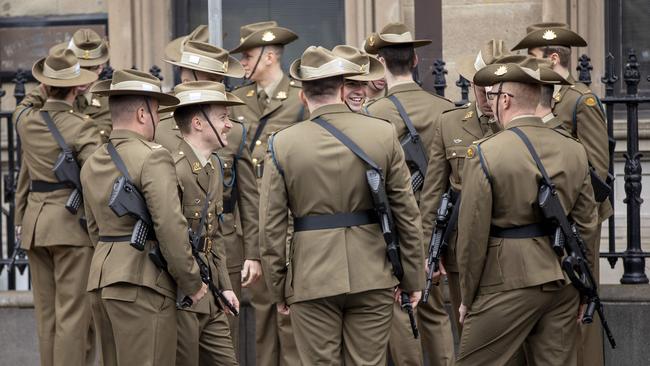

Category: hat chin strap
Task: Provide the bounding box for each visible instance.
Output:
[144,98,157,140]
[495,82,504,125]
[245,46,266,81]
[200,106,226,148]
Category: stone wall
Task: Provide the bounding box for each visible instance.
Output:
[0,0,106,17]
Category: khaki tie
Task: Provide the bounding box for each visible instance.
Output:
[257,89,268,112]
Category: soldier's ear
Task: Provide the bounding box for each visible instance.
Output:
[412,52,419,69]
[298,90,308,107]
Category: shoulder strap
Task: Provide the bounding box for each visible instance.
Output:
[40,111,72,153]
[249,115,271,151]
[571,94,606,137]
[312,117,382,175]
[107,142,133,182]
[387,95,420,140]
[510,127,554,188]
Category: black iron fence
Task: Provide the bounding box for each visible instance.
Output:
[1,52,649,290]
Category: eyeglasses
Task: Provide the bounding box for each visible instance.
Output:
[485,91,515,101]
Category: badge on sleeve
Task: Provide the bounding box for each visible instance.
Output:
[585,97,597,107]
[466,147,475,159]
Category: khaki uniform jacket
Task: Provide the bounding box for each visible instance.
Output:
[259,104,424,305]
[230,74,305,179]
[552,75,612,222]
[14,100,101,250]
[366,82,454,205]
[81,129,202,300]
[456,116,599,308]
[172,138,232,314]
[215,121,260,273]
[155,116,261,273]
[75,93,112,143]
[420,103,500,271]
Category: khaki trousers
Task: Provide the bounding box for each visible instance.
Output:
[90,284,177,366]
[228,271,243,359]
[578,222,604,366]
[457,285,579,366]
[250,276,300,366]
[389,285,454,366]
[28,245,94,366]
[176,292,238,366]
[290,288,394,365]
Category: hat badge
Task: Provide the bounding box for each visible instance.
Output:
[494,65,508,76]
[262,31,276,42]
[83,50,90,59]
[368,35,375,47]
[223,59,229,71]
[542,30,557,41]
[240,37,245,44]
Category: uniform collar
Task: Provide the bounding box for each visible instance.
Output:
[41,99,73,111]
[257,72,285,98]
[310,103,350,119]
[504,115,544,130]
[109,128,148,142]
[553,73,575,101]
[183,137,213,168]
[541,112,555,123]
[387,81,421,95]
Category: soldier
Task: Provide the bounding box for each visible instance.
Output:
[159,81,244,365]
[165,24,209,63]
[82,69,207,366]
[13,49,100,366]
[229,20,304,366]
[155,39,259,357]
[331,45,385,113]
[364,22,455,366]
[260,45,423,365]
[512,24,611,366]
[419,39,507,336]
[455,58,598,366]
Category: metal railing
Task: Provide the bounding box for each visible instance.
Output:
[0,53,649,289]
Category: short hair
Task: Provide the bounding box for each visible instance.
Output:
[505,82,541,111]
[539,84,554,109]
[173,104,205,134]
[46,86,74,100]
[302,76,344,102]
[377,44,415,76]
[108,95,148,124]
[543,46,571,68]
[265,44,284,60]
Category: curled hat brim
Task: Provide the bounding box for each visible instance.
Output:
[540,68,572,85]
[159,91,244,112]
[456,55,479,83]
[289,59,365,82]
[163,54,245,78]
[364,37,431,54]
[164,35,189,63]
[473,63,566,87]
[345,55,385,81]
[511,28,587,51]
[230,27,298,54]
[32,57,99,87]
[90,79,180,106]
[49,42,110,67]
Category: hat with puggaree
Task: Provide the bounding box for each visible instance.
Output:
[363,22,431,54]
[165,25,209,62]
[32,49,99,87]
[331,45,385,81]
[90,69,179,105]
[473,56,571,87]
[230,21,298,54]
[49,28,110,67]
[163,41,245,78]
[289,46,366,82]
[511,22,587,51]
[159,81,244,112]
[492,55,571,85]
[456,39,510,82]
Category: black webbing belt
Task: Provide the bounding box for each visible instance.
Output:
[99,235,132,242]
[250,115,270,151]
[488,127,556,239]
[290,117,384,232]
[387,95,421,144]
[30,180,72,192]
[294,209,379,232]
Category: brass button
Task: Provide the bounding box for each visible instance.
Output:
[208,200,212,205]
[100,130,105,135]
[452,152,457,157]
[208,224,213,230]
[252,158,258,164]
[208,212,213,218]
[255,140,262,146]
[194,212,199,217]
[224,163,228,168]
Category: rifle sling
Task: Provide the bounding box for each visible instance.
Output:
[41,111,72,153]
[249,115,270,151]
[441,190,461,244]
[387,95,420,141]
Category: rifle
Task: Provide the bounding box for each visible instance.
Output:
[423,190,455,303]
[367,169,418,338]
[3,238,23,273]
[108,176,153,251]
[512,127,615,348]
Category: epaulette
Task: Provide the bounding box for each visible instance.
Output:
[472,131,500,146]
[551,126,580,142]
[231,80,254,91]
[441,103,470,115]
[362,114,392,125]
[467,140,494,185]
[268,131,285,176]
[173,149,187,164]
[14,105,33,127]
[68,109,91,121]
[425,90,454,104]
[288,79,301,88]
[139,139,164,151]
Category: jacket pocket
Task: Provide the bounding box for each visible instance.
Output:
[480,237,504,287]
[446,146,468,184]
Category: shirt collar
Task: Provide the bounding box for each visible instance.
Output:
[310,103,350,119]
[257,72,285,98]
[184,137,212,168]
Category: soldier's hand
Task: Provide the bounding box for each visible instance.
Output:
[425,258,447,284]
[459,303,468,325]
[395,288,422,309]
[222,290,240,316]
[276,302,290,316]
[577,303,587,323]
[190,282,208,304]
[241,260,262,287]
[15,226,21,243]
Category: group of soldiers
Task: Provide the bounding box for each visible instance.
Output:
[12,17,611,366]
